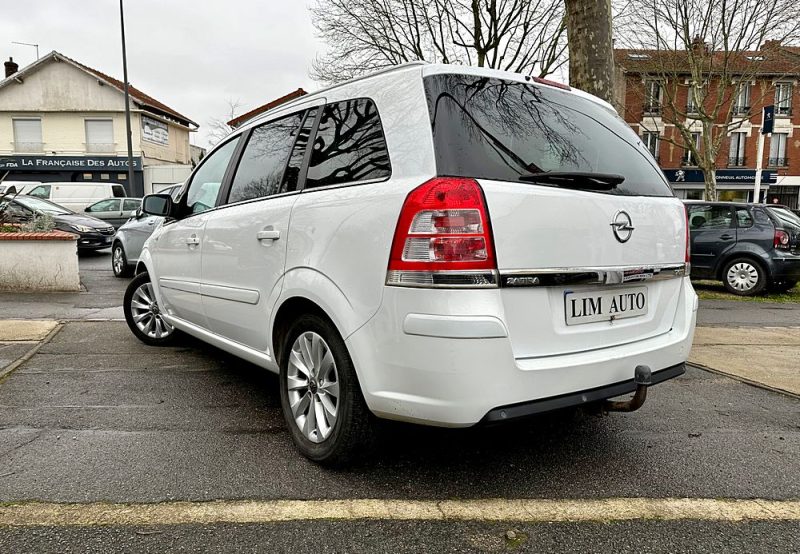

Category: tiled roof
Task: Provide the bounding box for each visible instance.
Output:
[615,45,800,75]
[228,88,308,128]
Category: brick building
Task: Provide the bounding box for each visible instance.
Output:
[615,41,800,208]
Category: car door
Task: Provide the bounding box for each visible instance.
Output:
[85,199,122,226]
[687,204,736,278]
[149,137,240,328]
[200,107,318,352]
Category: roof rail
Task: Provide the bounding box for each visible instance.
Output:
[243,61,428,128]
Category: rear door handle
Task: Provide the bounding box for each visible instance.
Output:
[185,235,200,246]
[257,229,280,241]
[720,234,734,240]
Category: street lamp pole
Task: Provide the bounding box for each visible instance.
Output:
[119,0,136,195]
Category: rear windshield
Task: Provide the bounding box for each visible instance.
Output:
[424,74,673,197]
[767,206,800,229]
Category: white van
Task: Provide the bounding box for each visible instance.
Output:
[23,182,126,211]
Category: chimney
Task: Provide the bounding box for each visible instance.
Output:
[4,57,18,78]
[691,36,709,55]
[762,39,781,51]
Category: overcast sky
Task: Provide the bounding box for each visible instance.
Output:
[2,0,323,148]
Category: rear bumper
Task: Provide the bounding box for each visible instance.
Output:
[346,277,698,427]
[769,254,800,281]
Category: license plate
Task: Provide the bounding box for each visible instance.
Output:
[104,236,112,243]
[564,287,647,326]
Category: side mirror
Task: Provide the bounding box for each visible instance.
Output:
[141,193,174,217]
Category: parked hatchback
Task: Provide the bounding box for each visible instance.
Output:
[85,197,142,228]
[685,201,800,295]
[124,64,697,464]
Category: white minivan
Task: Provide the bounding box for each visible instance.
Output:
[24,182,126,211]
[124,63,697,464]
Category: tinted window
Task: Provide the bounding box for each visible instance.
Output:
[27,184,51,198]
[228,112,304,204]
[123,199,141,211]
[424,74,673,197]
[735,208,753,228]
[186,138,238,214]
[88,199,121,212]
[283,108,317,192]
[112,185,126,198]
[767,206,800,229]
[305,99,391,189]
[687,205,733,230]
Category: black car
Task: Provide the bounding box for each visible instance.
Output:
[0,195,116,250]
[684,201,800,295]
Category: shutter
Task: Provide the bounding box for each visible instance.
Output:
[13,119,42,145]
[85,120,114,148]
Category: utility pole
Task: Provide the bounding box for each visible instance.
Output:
[119,0,137,196]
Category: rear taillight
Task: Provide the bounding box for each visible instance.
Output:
[387,177,498,287]
[774,229,790,250]
[684,208,691,274]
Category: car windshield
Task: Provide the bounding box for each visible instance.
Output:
[768,206,800,228]
[423,74,674,197]
[15,195,73,215]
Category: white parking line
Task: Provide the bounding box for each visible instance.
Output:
[2,498,799,526]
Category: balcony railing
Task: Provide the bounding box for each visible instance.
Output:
[13,141,43,153]
[768,157,789,167]
[733,105,750,116]
[728,156,746,167]
[643,104,662,115]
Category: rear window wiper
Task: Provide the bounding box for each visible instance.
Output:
[518,171,625,190]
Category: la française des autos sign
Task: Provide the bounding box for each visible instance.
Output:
[0,155,142,172]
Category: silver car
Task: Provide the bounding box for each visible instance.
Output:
[111,185,182,277]
[85,197,142,229]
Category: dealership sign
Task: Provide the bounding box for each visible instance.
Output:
[0,155,142,172]
[663,168,776,184]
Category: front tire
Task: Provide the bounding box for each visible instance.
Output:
[112,242,133,278]
[124,272,177,346]
[279,313,374,465]
[722,258,767,296]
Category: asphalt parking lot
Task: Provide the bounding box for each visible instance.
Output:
[1,250,799,552]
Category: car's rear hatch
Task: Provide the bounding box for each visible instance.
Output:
[423,69,687,359]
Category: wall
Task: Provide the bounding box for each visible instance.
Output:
[143,164,192,195]
[0,237,80,291]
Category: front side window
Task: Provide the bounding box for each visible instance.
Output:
[687,205,733,230]
[185,138,238,215]
[13,118,43,152]
[769,133,788,167]
[228,111,305,204]
[88,199,121,212]
[775,82,793,116]
[728,133,746,166]
[305,99,391,189]
[85,119,114,152]
[123,199,141,211]
[27,184,51,199]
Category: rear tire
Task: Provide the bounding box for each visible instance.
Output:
[124,272,178,346]
[279,313,374,466]
[722,258,767,296]
[112,242,133,278]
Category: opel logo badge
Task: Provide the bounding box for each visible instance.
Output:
[611,210,634,243]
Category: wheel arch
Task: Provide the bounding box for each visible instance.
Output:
[715,250,770,282]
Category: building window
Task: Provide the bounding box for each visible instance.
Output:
[728,132,746,166]
[643,80,662,115]
[775,82,793,116]
[85,119,114,153]
[686,85,698,114]
[768,133,788,167]
[12,118,43,152]
[642,131,659,161]
[733,82,751,115]
[682,132,701,166]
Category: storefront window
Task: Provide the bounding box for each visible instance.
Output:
[718,190,748,202]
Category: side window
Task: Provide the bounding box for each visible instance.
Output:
[688,205,733,230]
[123,199,141,211]
[88,199,121,212]
[185,138,238,215]
[228,111,304,204]
[736,208,754,228]
[282,108,317,192]
[112,185,126,198]
[305,99,391,189]
[753,209,772,226]
[27,185,51,199]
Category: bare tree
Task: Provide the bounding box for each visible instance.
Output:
[310,0,568,83]
[617,0,800,200]
[205,98,242,147]
[564,0,616,104]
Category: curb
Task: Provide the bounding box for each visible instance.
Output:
[0,323,64,384]
[688,362,800,400]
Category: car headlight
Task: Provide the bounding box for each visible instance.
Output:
[70,224,94,233]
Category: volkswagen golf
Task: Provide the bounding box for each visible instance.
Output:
[124,63,697,464]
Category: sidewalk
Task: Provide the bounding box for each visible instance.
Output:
[689,326,800,397]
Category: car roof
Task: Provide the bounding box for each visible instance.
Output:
[683,200,760,207]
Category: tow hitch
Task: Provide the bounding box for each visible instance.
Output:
[604,365,652,412]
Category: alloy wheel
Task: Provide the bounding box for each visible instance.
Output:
[113,246,125,275]
[726,262,759,292]
[286,331,340,443]
[129,281,174,339]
